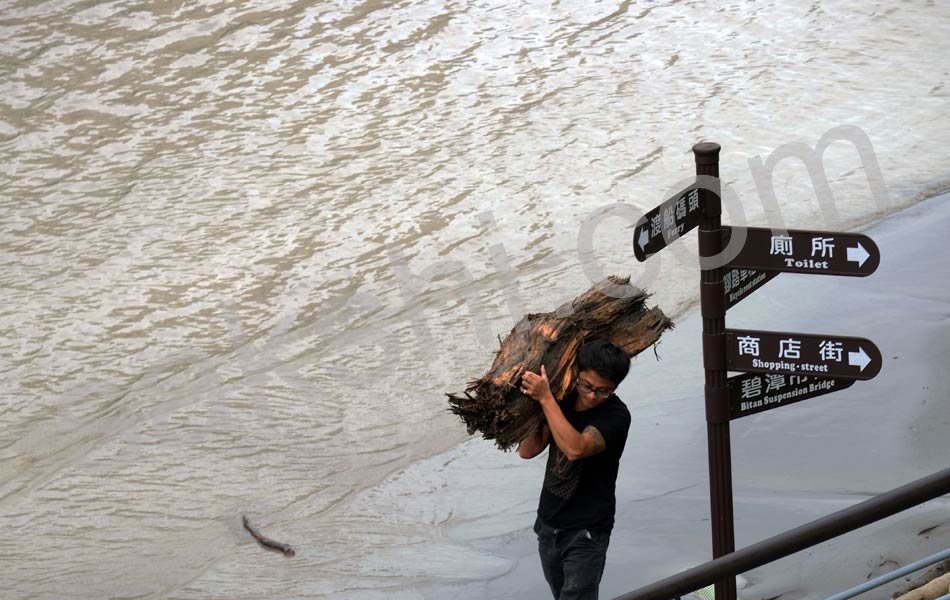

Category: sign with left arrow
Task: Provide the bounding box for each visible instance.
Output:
[725,328,883,380]
[633,184,704,261]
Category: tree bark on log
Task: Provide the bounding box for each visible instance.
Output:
[446,275,673,451]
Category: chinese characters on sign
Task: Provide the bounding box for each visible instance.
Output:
[723,267,780,309]
[722,226,880,277]
[726,329,882,380]
[634,185,705,261]
[768,234,834,269]
[728,372,855,419]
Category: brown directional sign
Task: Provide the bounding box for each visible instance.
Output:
[722,226,880,277]
[633,183,704,261]
[728,372,855,419]
[725,328,882,380]
[723,268,780,310]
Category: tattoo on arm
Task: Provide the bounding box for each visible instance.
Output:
[583,425,606,455]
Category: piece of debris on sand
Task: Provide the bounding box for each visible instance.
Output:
[243,515,295,557]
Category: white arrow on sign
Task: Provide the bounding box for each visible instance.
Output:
[848,347,871,371]
[847,243,870,267]
[637,228,650,252]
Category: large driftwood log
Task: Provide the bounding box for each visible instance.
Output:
[447,275,673,450]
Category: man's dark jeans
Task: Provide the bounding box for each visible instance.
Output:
[534,515,611,600]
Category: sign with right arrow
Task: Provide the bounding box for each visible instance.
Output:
[725,328,883,380]
[723,226,880,277]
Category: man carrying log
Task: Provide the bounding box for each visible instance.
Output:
[518,338,632,600]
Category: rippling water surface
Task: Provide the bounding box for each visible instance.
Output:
[1,0,949,598]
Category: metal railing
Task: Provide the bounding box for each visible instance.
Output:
[611,467,950,600]
[825,547,949,600]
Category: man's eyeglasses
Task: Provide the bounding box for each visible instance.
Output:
[576,378,613,399]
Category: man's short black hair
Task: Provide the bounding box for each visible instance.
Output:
[576,339,630,387]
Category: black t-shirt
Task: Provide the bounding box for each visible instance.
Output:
[537,390,631,532]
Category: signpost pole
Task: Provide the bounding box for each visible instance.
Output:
[694,142,737,600]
